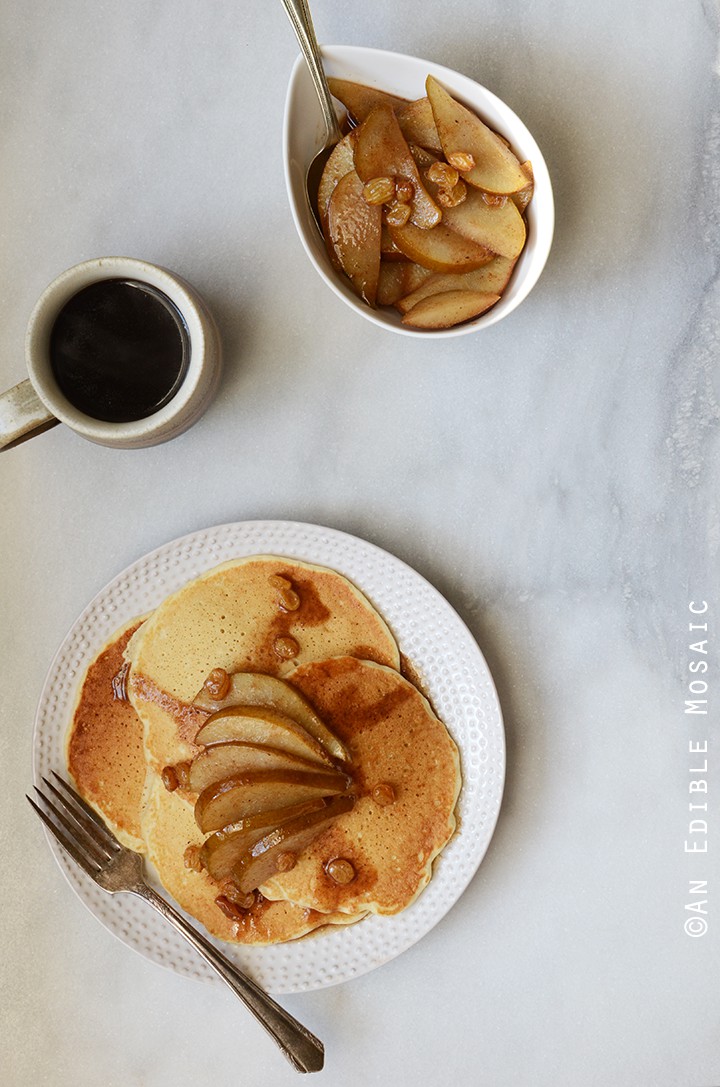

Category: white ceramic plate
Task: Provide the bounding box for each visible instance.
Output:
[33,521,505,993]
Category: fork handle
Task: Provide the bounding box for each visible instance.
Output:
[133,884,324,1073]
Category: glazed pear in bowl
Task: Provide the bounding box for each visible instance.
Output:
[284,45,554,337]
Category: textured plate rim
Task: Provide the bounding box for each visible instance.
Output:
[32,520,505,993]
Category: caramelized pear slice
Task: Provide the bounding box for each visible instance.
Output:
[327,170,382,305]
[195,768,352,834]
[327,77,408,122]
[512,160,534,214]
[377,262,408,307]
[395,258,515,314]
[232,794,356,893]
[381,226,405,261]
[199,797,328,881]
[317,130,358,231]
[354,104,442,230]
[377,261,432,306]
[401,289,500,329]
[325,79,442,153]
[188,741,331,794]
[195,706,335,767]
[387,219,494,274]
[396,96,443,153]
[425,181,526,260]
[426,75,528,195]
[194,672,351,764]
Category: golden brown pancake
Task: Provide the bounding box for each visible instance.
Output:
[260,656,461,915]
[65,623,367,943]
[65,619,147,852]
[65,559,460,943]
[141,776,366,944]
[125,556,401,771]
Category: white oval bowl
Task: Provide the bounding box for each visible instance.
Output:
[283,45,554,339]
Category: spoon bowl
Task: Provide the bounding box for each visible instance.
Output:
[283,45,555,338]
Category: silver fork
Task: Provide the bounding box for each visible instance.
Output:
[27,774,324,1074]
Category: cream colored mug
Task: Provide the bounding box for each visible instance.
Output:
[0,257,222,450]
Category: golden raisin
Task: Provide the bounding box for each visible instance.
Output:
[161,765,179,792]
[384,201,411,227]
[174,761,192,789]
[437,180,468,208]
[221,881,256,909]
[426,161,460,189]
[371,782,396,807]
[111,662,130,702]
[276,851,297,873]
[268,574,292,591]
[394,177,414,204]
[447,151,475,172]
[274,635,300,660]
[204,667,231,700]
[362,176,396,205]
[481,192,508,208]
[183,844,203,871]
[215,894,250,921]
[269,574,301,611]
[325,857,356,885]
[278,587,301,612]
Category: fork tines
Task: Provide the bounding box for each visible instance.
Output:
[27,774,120,878]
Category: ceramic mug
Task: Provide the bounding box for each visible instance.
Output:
[0,257,222,450]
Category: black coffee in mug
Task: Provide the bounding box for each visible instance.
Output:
[49,278,190,423]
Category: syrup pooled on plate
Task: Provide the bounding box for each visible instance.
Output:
[49,278,189,422]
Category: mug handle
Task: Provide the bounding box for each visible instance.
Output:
[0,379,58,450]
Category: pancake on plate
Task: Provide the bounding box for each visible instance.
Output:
[65,556,461,943]
[125,555,401,771]
[259,656,461,916]
[65,620,368,943]
[65,618,147,852]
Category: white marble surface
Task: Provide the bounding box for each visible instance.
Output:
[1,2,718,1085]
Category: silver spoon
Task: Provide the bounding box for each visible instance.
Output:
[280,0,343,231]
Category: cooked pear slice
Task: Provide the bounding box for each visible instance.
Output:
[426,75,528,195]
[512,160,534,214]
[396,97,443,153]
[195,707,335,767]
[395,257,515,314]
[231,794,356,893]
[381,226,405,261]
[424,179,526,260]
[387,219,494,274]
[401,289,500,329]
[377,261,433,306]
[325,80,442,153]
[194,672,351,764]
[317,131,358,230]
[354,104,442,230]
[327,77,408,122]
[188,741,330,794]
[199,797,328,881]
[410,143,439,170]
[326,170,382,305]
[195,768,352,833]
[377,262,408,307]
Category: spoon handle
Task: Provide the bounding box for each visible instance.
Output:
[280,0,342,142]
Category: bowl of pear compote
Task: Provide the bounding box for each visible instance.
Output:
[283,45,554,338]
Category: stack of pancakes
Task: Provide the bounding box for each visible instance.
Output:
[66,555,461,945]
